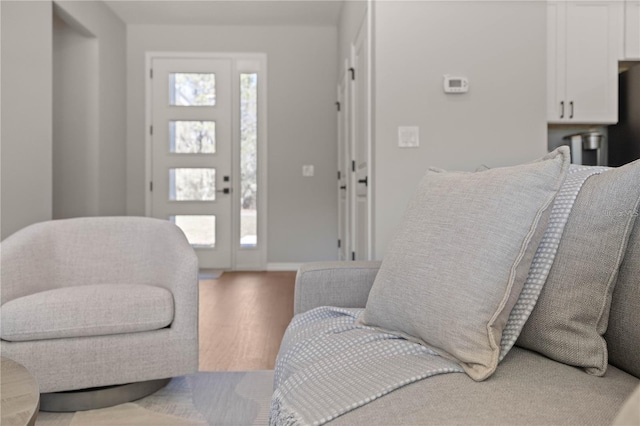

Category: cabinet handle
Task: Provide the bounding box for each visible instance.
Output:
[569,101,574,119]
[560,101,564,119]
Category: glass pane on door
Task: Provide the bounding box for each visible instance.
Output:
[169,73,216,106]
[170,215,216,248]
[240,73,258,247]
[169,168,216,201]
[169,121,216,153]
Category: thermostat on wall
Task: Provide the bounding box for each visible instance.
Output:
[443,75,469,93]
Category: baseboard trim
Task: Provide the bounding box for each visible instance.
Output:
[266,263,302,271]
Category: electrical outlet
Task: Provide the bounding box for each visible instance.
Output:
[302,165,315,177]
[398,126,419,148]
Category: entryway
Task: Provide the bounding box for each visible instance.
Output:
[146,53,267,270]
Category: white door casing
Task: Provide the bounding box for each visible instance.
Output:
[350,17,371,261]
[337,61,350,261]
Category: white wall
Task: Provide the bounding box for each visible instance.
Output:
[53,1,127,218]
[338,0,367,75]
[53,12,99,218]
[372,1,548,257]
[126,25,338,263]
[1,1,53,240]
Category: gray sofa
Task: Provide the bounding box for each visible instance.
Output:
[293,258,639,424]
[280,155,640,425]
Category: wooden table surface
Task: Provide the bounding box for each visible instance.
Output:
[1,357,39,426]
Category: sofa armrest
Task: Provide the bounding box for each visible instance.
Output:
[294,261,382,315]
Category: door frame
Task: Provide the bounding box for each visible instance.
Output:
[337,59,351,261]
[365,3,374,260]
[348,12,374,261]
[145,52,268,270]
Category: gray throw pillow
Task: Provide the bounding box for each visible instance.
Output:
[359,147,570,381]
[517,159,640,375]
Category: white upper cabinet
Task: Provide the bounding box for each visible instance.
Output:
[548,1,623,124]
[625,0,640,58]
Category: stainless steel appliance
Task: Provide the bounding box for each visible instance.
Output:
[607,64,640,166]
[563,131,605,166]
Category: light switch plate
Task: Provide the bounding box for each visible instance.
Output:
[302,165,314,177]
[398,126,419,148]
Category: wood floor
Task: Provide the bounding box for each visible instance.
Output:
[198,271,296,371]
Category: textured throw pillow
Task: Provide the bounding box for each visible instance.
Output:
[359,147,570,381]
[517,159,640,375]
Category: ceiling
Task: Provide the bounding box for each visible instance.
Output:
[104,0,345,27]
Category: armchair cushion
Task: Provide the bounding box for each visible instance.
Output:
[1,284,174,342]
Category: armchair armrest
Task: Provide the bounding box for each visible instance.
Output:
[294,261,382,315]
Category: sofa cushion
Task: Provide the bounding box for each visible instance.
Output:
[606,218,640,379]
[1,284,174,342]
[331,347,640,426]
[517,160,640,376]
[613,384,640,426]
[359,148,569,381]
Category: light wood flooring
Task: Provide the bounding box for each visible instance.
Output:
[198,271,296,371]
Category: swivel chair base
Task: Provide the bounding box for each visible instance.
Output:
[40,378,171,412]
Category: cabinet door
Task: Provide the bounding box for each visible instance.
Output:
[626,0,640,58]
[547,1,567,122]
[564,1,619,123]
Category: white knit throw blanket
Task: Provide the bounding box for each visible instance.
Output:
[270,166,607,426]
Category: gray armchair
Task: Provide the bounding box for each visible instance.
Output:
[0,217,199,409]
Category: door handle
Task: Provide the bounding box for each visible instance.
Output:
[216,188,232,194]
[358,177,368,187]
[560,101,564,119]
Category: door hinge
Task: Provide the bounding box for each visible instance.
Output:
[336,101,341,112]
[349,67,355,81]
[150,68,153,79]
[149,181,153,192]
[150,125,153,136]
[338,239,341,248]
[351,251,356,261]
[352,160,356,172]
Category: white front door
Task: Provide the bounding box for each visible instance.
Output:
[150,58,233,268]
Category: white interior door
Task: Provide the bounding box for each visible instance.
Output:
[351,18,370,261]
[150,58,233,268]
